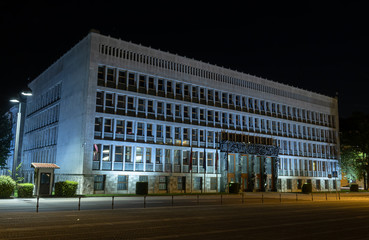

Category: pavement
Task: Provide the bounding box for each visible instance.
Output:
[1,192,369,239]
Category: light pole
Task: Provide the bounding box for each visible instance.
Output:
[9,89,32,179]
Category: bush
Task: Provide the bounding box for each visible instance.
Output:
[350,183,359,192]
[17,183,34,198]
[302,183,312,194]
[0,175,16,198]
[55,181,78,197]
[229,183,240,194]
[136,182,148,195]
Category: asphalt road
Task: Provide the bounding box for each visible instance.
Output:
[1,194,369,239]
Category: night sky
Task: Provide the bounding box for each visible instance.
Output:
[1,2,368,118]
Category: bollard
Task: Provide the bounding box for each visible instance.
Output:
[171,195,174,207]
[78,196,81,211]
[144,195,146,208]
[112,196,115,209]
[36,196,39,213]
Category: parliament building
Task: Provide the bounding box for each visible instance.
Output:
[20,31,340,194]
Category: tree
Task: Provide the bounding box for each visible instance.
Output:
[0,111,13,170]
[340,112,369,189]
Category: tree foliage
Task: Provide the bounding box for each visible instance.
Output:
[0,111,13,169]
[340,112,369,188]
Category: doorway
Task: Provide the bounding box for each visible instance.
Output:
[39,172,51,195]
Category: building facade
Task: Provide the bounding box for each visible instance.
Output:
[21,32,340,194]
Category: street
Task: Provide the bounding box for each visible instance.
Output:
[1,193,369,239]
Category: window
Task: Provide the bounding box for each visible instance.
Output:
[207,152,213,166]
[117,175,128,190]
[95,117,102,132]
[125,146,132,162]
[115,146,123,162]
[139,175,148,182]
[139,75,146,88]
[210,177,217,190]
[128,73,135,87]
[116,120,124,134]
[167,81,172,93]
[159,176,168,190]
[178,177,185,190]
[174,150,181,164]
[157,102,164,115]
[102,145,110,161]
[118,70,126,85]
[127,97,134,110]
[192,129,198,142]
[156,149,163,164]
[165,149,171,163]
[107,68,115,84]
[138,99,145,112]
[147,100,153,113]
[117,95,125,109]
[192,107,198,120]
[94,175,105,191]
[157,125,163,138]
[166,103,172,116]
[158,79,164,91]
[146,148,152,163]
[175,105,182,118]
[147,124,153,137]
[194,177,202,190]
[148,77,155,90]
[126,121,133,135]
[105,93,114,107]
[287,179,292,190]
[137,122,144,136]
[136,147,143,163]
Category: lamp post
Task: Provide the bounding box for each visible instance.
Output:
[9,89,32,178]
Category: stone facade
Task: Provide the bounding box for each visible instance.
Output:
[20,31,340,194]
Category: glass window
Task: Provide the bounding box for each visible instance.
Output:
[116,120,124,134]
[117,175,128,190]
[146,148,152,163]
[93,144,101,161]
[125,146,132,162]
[115,146,123,162]
[136,147,143,163]
[102,145,110,161]
[156,149,163,164]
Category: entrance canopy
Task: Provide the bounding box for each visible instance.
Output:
[31,163,60,169]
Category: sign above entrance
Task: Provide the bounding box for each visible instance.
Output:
[219,140,279,157]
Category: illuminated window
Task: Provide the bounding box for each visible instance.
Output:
[102,145,110,161]
[136,147,143,163]
[125,146,132,162]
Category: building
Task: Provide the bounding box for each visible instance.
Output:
[20,31,340,194]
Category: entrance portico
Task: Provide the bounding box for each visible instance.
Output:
[219,135,279,193]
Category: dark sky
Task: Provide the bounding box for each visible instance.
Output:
[1,1,368,118]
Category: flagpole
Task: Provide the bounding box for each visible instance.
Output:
[216,146,218,193]
[190,146,193,194]
[203,138,206,194]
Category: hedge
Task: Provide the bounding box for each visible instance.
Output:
[350,183,359,192]
[302,183,312,194]
[0,175,16,198]
[17,183,34,198]
[229,183,240,194]
[55,181,78,197]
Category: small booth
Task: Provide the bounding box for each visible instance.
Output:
[31,163,60,196]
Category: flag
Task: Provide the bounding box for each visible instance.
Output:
[215,147,218,171]
[203,144,206,171]
[189,146,193,171]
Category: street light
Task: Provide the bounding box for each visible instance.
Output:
[9,89,32,178]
